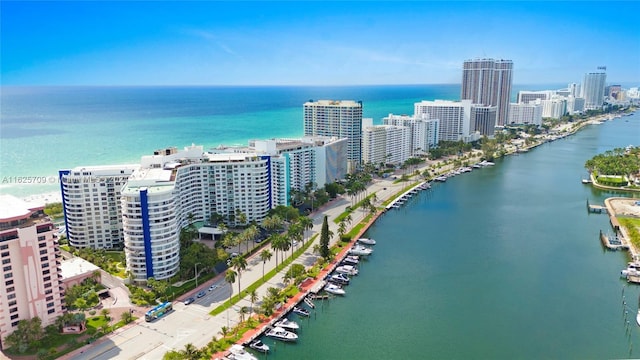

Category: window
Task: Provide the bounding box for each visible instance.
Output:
[10,307,18,313]
[46,295,53,301]
[48,309,55,314]
[2,259,9,264]
[11,321,19,327]
[6,286,14,292]
[3,265,11,271]
[4,272,12,279]
[5,280,13,286]
[47,302,54,308]
[10,314,19,320]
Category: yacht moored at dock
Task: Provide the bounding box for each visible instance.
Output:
[265,327,298,342]
[273,318,300,332]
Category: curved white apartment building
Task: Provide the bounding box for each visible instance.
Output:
[120,146,271,283]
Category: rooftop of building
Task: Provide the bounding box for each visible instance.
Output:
[303,99,362,107]
[59,257,100,280]
[0,194,43,222]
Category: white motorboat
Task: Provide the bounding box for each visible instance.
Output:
[335,264,359,276]
[349,245,373,256]
[292,306,310,317]
[342,255,359,265]
[265,326,298,342]
[274,318,299,332]
[248,340,270,353]
[622,262,640,277]
[229,344,258,360]
[304,296,315,309]
[328,272,350,285]
[357,237,376,245]
[324,283,346,296]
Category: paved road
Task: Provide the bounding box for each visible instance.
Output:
[68,175,407,359]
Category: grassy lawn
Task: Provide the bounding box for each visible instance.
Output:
[619,217,640,249]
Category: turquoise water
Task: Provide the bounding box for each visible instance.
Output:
[258,115,640,359]
[0,84,556,197]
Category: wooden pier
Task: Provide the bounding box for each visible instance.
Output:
[587,199,607,214]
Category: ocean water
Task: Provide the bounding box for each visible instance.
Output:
[0,84,557,198]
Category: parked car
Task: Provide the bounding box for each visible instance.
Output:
[184,297,195,305]
[196,291,206,298]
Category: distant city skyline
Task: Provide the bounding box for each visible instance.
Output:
[1,1,639,86]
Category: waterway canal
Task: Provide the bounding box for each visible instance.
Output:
[259,115,640,359]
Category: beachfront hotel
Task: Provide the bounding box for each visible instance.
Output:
[59,165,139,250]
[582,72,607,110]
[0,195,65,350]
[303,100,363,173]
[461,58,514,126]
[60,138,347,283]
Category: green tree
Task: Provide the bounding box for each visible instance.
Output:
[224,270,236,328]
[249,289,259,320]
[298,216,313,244]
[319,216,331,259]
[121,310,134,324]
[179,343,201,360]
[100,308,111,322]
[259,249,272,281]
[230,255,248,297]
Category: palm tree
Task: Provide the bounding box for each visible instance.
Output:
[243,225,259,253]
[298,216,313,244]
[239,306,249,323]
[100,308,110,323]
[259,249,272,281]
[224,270,236,328]
[270,233,285,269]
[236,208,247,228]
[180,343,201,360]
[231,255,248,297]
[249,289,258,320]
[337,220,347,240]
[121,311,133,324]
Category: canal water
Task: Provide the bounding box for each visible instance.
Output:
[258,115,640,359]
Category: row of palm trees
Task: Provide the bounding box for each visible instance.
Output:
[220,214,314,326]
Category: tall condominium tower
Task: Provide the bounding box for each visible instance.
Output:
[461,58,513,126]
[59,165,139,249]
[581,72,607,110]
[0,196,64,349]
[303,100,363,173]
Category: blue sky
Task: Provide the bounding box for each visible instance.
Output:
[1,1,639,86]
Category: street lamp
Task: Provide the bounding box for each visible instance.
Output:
[195,263,201,287]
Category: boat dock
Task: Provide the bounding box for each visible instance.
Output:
[587,199,608,214]
[385,181,429,211]
[600,230,628,250]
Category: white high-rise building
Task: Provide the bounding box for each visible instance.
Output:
[0,196,64,349]
[581,72,607,110]
[536,98,567,119]
[59,165,139,249]
[362,125,411,165]
[508,103,543,125]
[362,126,388,166]
[517,90,553,104]
[470,106,497,136]
[566,96,586,114]
[383,113,434,155]
[62,138,348,283]
[303,100,363,172]
[461,58,513,126]
[414,100,472,142]
[121,146,273,283]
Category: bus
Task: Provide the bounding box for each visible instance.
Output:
[145,302,173,322]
